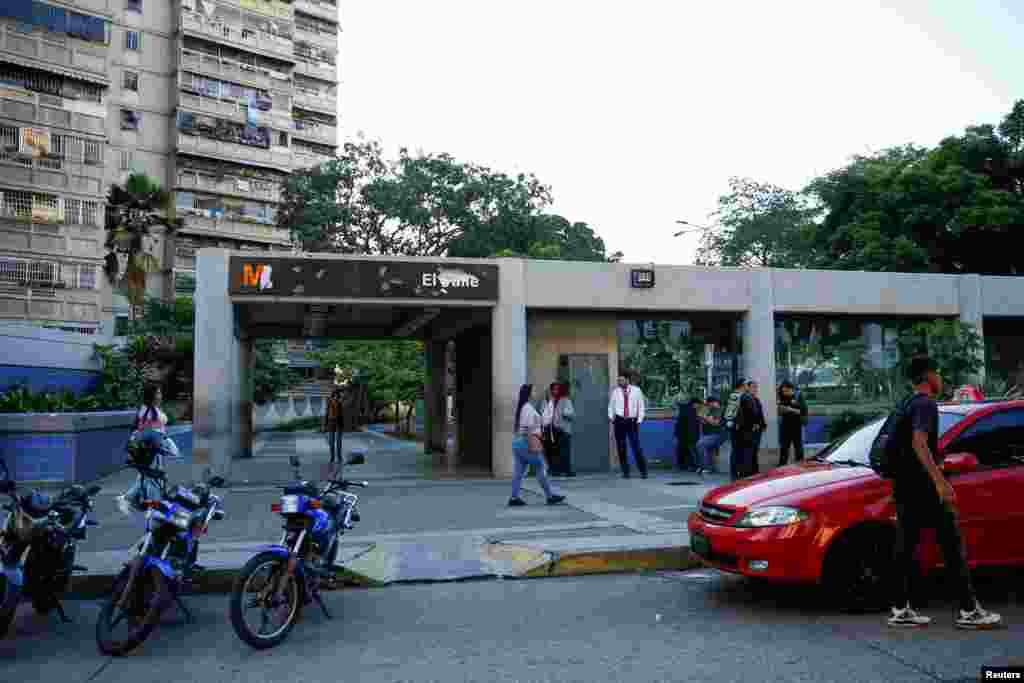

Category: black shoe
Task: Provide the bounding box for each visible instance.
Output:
[641,473,648,479]
[565,472,577,477]
[508,498,527,507]
[547,495,566,505]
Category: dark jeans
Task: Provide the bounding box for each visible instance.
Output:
[613,417,647,476]
[751,430,763,474]
[549,430,574,475]
[779,426,804,466]
[327,427,342,464]
[676,439,699,470]
[731,430,756,481]
[892,497,976,612]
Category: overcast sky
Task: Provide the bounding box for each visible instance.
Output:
[337,0,1023,265]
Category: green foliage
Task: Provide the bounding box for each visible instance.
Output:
[279,135,618,261]
[253,339,301,405]
[696,177,816,267]
[895,319,985,393]
[827,411,876,441]
[620,323,707,406]
[308,340,425,428]
[263,416,323,432]
[0,385,100,413]
[90,343,145,410]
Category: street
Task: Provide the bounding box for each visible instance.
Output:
[2,569,1021,683]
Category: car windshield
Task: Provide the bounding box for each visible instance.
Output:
[819,411,969,465]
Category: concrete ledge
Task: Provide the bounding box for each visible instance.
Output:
[524,546,697,578]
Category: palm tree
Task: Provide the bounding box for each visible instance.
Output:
[102,173,183,321]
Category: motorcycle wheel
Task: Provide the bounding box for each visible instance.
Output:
[0,573,19,638]
[229,551,303,650]
[95,564,169,656]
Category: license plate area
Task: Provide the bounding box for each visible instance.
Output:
[690,532,711,556]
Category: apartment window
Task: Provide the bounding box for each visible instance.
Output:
[123,71,139,92]
[0,259,29,286]
[27,261,60,287]
[126,0,143,12]
[120,150,133,171]
[125,31,141,51]
[84,140,103,165]
[120,109,141,131]
[67,263,98,290]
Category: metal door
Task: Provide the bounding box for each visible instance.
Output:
[560,354,610,473]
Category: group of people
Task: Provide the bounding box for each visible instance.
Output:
[675,379,808,480]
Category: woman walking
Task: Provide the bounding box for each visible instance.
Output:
[509,384,566,507]
[542,381,576,477]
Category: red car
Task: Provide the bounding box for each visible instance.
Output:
[687,399,1024,610]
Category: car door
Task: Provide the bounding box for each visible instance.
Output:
[941,407,1024,566]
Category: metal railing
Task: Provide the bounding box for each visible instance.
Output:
[180,213,291,243]
[181,13,295,61]
[176,173,282,202]
[177,133,292,169]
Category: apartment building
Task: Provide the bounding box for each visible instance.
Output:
[0,0,340,335]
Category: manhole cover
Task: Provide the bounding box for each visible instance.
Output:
[667,481,702,486]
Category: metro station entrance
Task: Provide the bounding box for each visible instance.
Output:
[190,250,500,482]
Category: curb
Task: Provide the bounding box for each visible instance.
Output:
[65,546,700,600]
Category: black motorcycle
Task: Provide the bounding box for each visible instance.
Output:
[0,457,100,637]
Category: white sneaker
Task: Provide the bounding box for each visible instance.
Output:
[887,604,931,628]
[956,604,1002,630]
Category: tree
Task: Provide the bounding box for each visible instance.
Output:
[252,339,301,405]
[453,213,613,261]
[308,340,426,432]
[896,320,984,396]
[696,177,816,268]
[102,173,183,314]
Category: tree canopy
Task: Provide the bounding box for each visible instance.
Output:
[698,100,1024,275]
[278,136,619,262]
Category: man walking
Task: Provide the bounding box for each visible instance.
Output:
[609,373,648,479]
[675,397,702,471]
[777,381,807,466]
[322,387,343,464]
[887,355,1002,630]
[747,381,767,474]
[724,379,749,480]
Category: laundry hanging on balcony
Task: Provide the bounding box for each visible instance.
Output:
[20,127,50,158]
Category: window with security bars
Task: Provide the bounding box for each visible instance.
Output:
[0,125,28,167]
[126,31,141,51]
[0,259,29,286]
[120,150,133,171]
[0,190,33,220]
[84,140,102,165]
[27,261,60,287]
[64,199,101,227]
[62,263,97,289]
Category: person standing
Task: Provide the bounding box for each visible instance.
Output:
[675,397,702,471]
[509,384,565,507]
[724,379,749,480]
[608,373,648,479]
[777,381,808,466]
[747,381,768,474]
[887,355,1002,630]
[695,397,725,475]
[542,381,576,477]
[322,387,344,464]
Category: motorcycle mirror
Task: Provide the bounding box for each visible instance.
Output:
[208,476,225,488]
[289,456,301,468]
[346,453,365,466]
[86,485,102,497]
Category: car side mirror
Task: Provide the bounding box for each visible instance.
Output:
[942,452,979,476]
[346,453,365,466]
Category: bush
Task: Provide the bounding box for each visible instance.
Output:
[0,384,101,413]
[262,416,322,432]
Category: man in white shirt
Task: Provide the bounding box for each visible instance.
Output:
[608,373,648,478]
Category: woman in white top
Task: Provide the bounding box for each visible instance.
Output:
[542,381,576,477]
[509,384,565,507]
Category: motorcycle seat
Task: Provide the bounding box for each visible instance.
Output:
[283,480,319,497]
[20,491,52,518]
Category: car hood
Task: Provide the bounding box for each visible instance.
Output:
[705,463,875,509]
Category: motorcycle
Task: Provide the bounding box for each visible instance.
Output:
[95,459,226,656]
[0,456,100,637]
[229,453,366,649]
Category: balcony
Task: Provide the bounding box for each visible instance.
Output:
[177,133,292,171]
[178,92,294,131]
[179,213,292,245]
[0,89,107,136]
[293,89,336,114]
[291,121,337,146]
[216,0,294,21]
[176,174,282,203]
[180,13,295,62]
[0,25,108,85]
[294,0,339,23]
[294,23,337,50]
[180,49,292,92]
[293,151,333,170]
[0,284,102,324]
[293,58,337,83]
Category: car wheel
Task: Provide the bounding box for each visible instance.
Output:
[821,527,896,614]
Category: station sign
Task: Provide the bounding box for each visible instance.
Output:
[229,257,499,300]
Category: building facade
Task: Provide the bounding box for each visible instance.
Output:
[0,0,340,336]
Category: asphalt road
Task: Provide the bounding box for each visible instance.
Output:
[2,569,1021,682]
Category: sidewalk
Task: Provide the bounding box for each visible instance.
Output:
[67,430,724,597]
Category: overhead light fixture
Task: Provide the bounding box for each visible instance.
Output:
[393,308,440,337]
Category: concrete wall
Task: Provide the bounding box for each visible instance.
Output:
[0,322,112,393]
[252,395,327,431]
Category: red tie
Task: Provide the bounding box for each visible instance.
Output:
[623,387,630,418]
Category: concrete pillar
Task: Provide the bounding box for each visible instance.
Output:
[958,273,986,386]
[743,269,778,458]
[491,259,527,478]
[192,248,239,482]
[455,327,492,469]
[423,340,448,457]
[238,337,254,459]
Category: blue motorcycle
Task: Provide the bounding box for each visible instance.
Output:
[229,454,365,649]
[95,456,225,656]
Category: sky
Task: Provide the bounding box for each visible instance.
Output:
[336,0,1023,266]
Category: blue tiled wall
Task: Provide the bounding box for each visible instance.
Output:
[75,426,133,482]
[1,433,75,481]
[1,365,101,395]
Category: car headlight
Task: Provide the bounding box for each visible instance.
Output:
[736,506,809,527]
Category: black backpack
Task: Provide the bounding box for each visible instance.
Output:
[869,394,921,478]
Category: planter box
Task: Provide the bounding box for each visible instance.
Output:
[0,411,135,484]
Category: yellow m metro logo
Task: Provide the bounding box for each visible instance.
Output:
[241,263,273,290]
